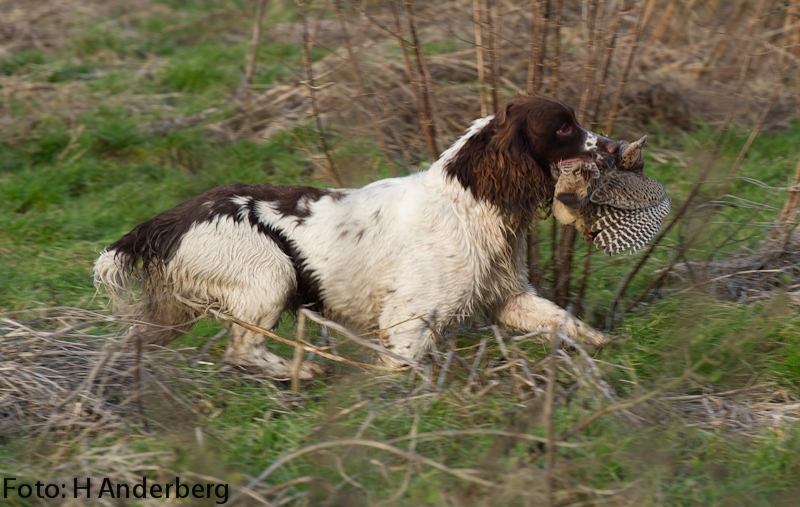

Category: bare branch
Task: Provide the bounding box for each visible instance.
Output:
[299,1,343,186]
[551,0,563,97]
[404,0,440,157]
[244,0,268,88]
[527,0,540,92]
[604,0,657,135]
[229,439,497,505]
[333,0,398,175]
[474,0,488,115]
[291,311,306,394]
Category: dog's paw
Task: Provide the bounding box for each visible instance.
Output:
[574,322,612,348]
[295,361,325,380]
[223,354,325,380]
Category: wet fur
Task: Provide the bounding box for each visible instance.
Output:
[94,95,619,378]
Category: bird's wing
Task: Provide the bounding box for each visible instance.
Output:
[590,171,667,210]
[591,197,671,255]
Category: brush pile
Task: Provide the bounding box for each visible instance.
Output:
[657,387,800,437]
[0,308,186,437]
[665,233,800,305]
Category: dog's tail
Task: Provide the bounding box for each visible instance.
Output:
[94,202,197,311]
[93,246,138,312]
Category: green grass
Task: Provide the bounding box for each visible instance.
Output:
[1,1,800,505]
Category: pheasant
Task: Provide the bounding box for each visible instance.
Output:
[551,135,671,255]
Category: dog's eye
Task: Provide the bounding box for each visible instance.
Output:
[557,124,572,136]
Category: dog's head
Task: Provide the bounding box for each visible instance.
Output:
[446,94,621,217]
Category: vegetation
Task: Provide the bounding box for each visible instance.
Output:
[1,0,799,506]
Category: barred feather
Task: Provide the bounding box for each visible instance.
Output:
[591,197,671,255]
[553,135,670,256]
[590,172,667,210]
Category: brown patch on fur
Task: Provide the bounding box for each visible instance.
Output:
[445,95,617,218]
[106,184,345,314]
[108,184,342,271]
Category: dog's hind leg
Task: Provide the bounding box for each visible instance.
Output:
[214,260,323,380]
[224,324,322,379]
[133,299,197,345]
[143,218,321,379]
[131,273,199,345]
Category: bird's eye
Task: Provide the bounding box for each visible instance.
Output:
[557,124,572,136]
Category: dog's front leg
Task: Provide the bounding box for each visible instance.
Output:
[494,291,609,347]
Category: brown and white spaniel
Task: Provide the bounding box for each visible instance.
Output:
[94,95,621,378]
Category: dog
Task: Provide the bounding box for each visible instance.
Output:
[94,95,622,378]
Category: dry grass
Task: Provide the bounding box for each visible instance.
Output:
[664,233,800,305]
[0,307,188,437]
[657,386,800,437]
[206,2,800,165]
[3,1,800,504]
[2,306,799,505]
[3,0,798,163]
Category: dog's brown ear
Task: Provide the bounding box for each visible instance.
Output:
[445,98,551,217]
[489,99,551,213]
[488,100,518,154]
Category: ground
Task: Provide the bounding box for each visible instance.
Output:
[1,1,799,506]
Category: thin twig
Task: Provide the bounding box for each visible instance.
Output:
[551,0,564,97]
[491,325,509,360]
[304,400,371,439]
[228,439,497,504]
[671,269,784,296]
[605,0,657,135]
[537,0,551,92]
[553,224,576,308]
[528,223,541,288]
[576,246,595,315]
[404,0,439,158]
[240,0,268,135]
[728,67,793,182]
[333,0,397,176]
[388,0,438,159]
[544,317,564,507]
[244,0,268,88]
[769,156,800,243]
[474,0,488,115]
[558,374,686,442]
[375,409,416,506]
[526,0,540,92]
[622,61,794,315]
[463,338,487,395]
[215,311,397,371]
[590,1,625,128]
[577,0,600,122]
[300,309,419,367]
[299,1,343,186]
[544,215,559,298]
[291,312,306,394]
[135,332,147,430]
[386,429,585,447]
[190,328,227,366]
[516,356,539,393]
[437,351,455,392]
[486,0,500,112]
